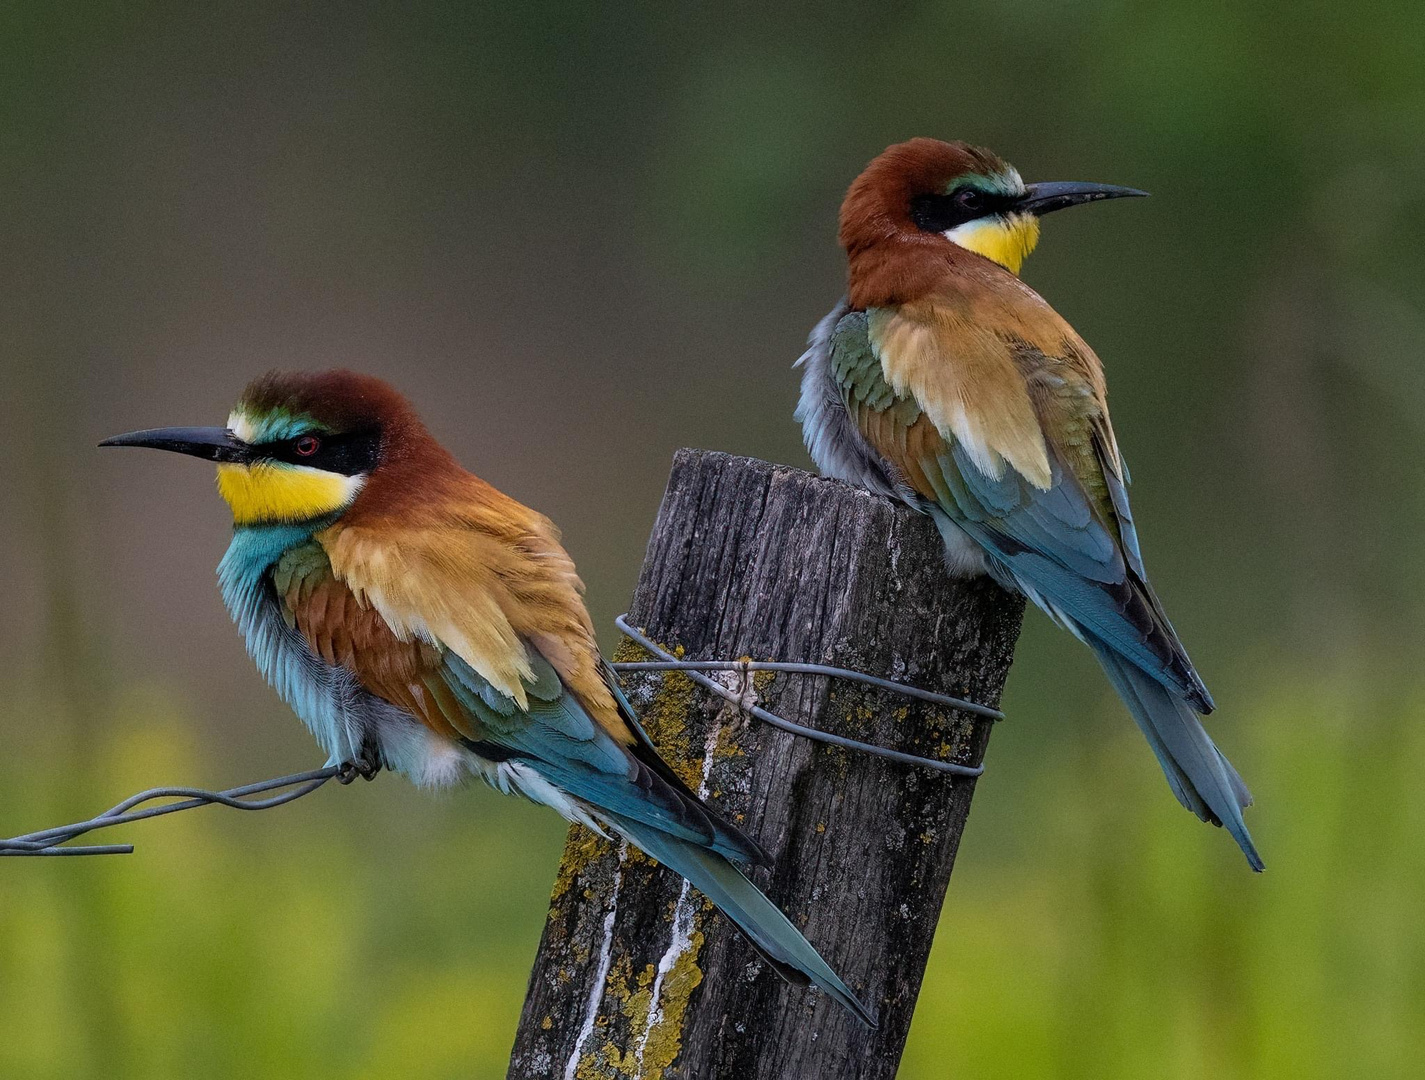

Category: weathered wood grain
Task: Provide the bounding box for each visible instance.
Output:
[508,450,1024,1080]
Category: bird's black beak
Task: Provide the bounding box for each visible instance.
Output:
[1018,181,1148,217]
[99,426,253,463]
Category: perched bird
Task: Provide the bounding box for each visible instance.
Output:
[796,138,1261,869]
[102,369,873,1023]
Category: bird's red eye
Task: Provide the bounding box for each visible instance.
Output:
[956,188,984,211]
[294,435,321,457]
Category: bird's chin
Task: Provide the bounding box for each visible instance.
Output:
[943,213,1040,274]
[216,462,364,527]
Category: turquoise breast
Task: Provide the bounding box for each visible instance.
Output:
[217,524,366,766]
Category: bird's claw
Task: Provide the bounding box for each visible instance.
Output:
[334,754,381,785]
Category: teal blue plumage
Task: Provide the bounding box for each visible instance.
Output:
[440,650,766,866]
[218,523,370,769]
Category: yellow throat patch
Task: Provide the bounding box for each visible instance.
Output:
[216,462,364,526]
[945,213,1041,275]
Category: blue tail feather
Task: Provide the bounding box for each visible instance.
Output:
[1088,636,1263,871]
[607,814,878,1027]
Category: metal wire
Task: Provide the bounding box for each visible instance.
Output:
[4,617,1001,856]
[0,766,341,857]
[611,615,996,777]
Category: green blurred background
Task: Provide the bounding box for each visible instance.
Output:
[3,2,1423,1077]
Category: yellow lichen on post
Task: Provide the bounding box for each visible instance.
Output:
[550,825,615,905]
[573,1046,620,1080]
[612,637,701,788]
[585,934,708,1079]
[632,929,705,1077]
[565,920,707,1080]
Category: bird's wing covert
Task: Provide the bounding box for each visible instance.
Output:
[276,530,761,862]
[832,306,1211,711]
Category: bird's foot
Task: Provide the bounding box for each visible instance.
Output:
[334,749,382,785]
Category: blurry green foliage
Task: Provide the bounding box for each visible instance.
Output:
[0,684,568,1080]
[903,675,1425,1079]
[3,675,1421,1079]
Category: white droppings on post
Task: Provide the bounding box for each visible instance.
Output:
[563,842,628,1080]
[633,720,722,1074]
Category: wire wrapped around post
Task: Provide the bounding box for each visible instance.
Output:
[611,614,1000,777]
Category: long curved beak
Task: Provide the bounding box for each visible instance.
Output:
[1018,181,1148,216]
[99,426,253,463]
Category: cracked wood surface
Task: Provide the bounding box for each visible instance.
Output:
[507,450,1025,1080]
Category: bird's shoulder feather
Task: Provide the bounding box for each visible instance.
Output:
[313,470,631,744]
[272,536,763,861]
[274,538,477,742]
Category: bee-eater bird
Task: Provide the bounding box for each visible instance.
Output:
[796,138,1261,870]
[102,370,873,1024]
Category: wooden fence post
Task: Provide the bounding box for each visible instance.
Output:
[507,450,1024,1079]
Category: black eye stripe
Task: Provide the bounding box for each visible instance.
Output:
[255,429,382,475]
[909,189,1018,234]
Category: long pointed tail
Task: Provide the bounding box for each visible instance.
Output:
[1087,637,1263,871]
[607,814,877,1026]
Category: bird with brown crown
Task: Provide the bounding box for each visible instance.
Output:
[796,138,1261,869]
[101,369,874,1024]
